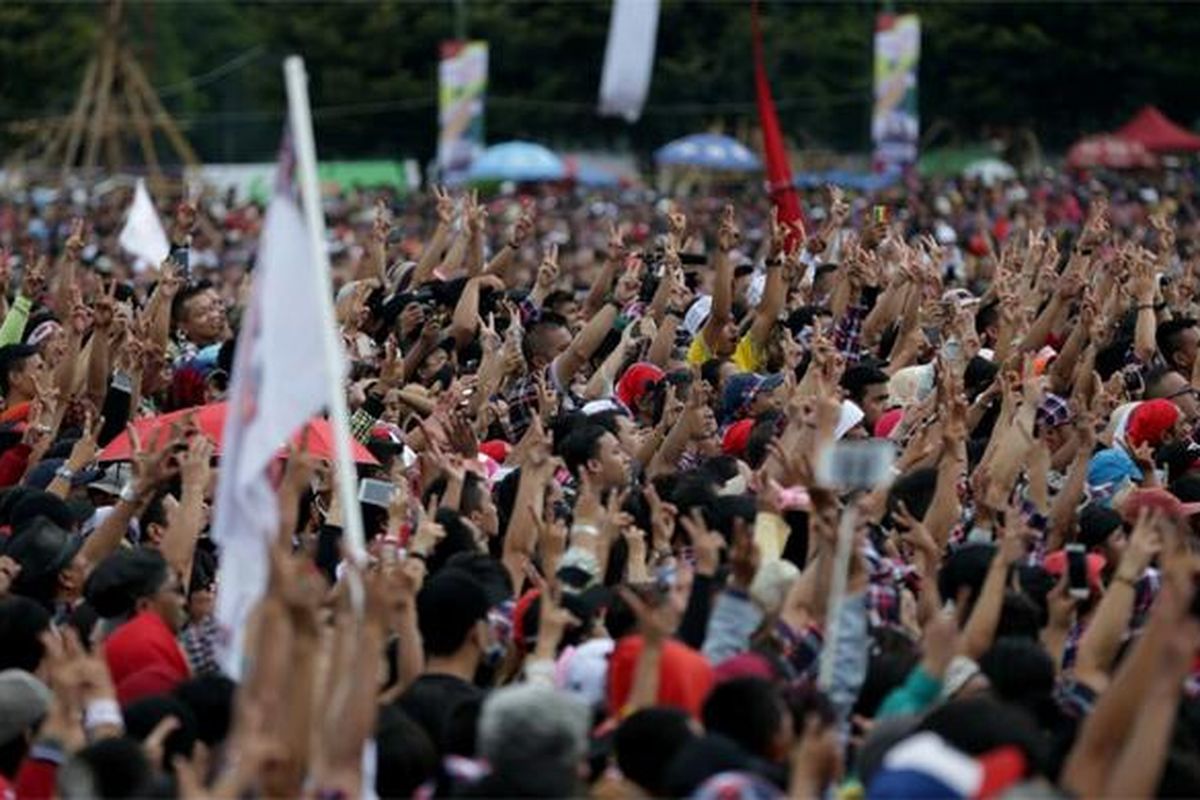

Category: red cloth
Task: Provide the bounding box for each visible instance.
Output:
[103,611,189,705]
[616,363,665,412]
[606,635,714,720]
[1126,398,1180,449]
[14,757,55,800]
[1043,549,1106,593]
[874,408,904,440]
[479,440,510,464]
[0,444,31,488]
[722,419,754,458]
[751,0,805,244]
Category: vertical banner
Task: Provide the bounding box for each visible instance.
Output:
[438,40,489,183]
[871,14,921,173]
[751,0,805,242]
[598,0,660,123]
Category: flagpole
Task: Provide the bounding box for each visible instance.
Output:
[283,55,367,566]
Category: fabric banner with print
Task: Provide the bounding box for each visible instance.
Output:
[438,40,489,183]
[212,132,338,679]
[598,0,660,123]
[871,14,921,173]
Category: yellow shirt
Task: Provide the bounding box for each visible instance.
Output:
[687,330,765,373]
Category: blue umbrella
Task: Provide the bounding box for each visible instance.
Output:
[655,133,761,171]
[467,141,565,182]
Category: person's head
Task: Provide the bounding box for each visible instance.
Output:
[813,263,838,299]
[0,596,51,674]
[57,736,154,799]
[84,549,186,633]
[614,707,698,796]
[591,410,642,461]
[171,283,226,346]
[374,705,439,799]
[523,312,572,371]
[137,490,172,549]
[172,675,235,750]
[121,695,198,771]
[186,550,217,626]
[840,364,891,430]
[459,471,499,538]
[979,638,1055,720]
[1077,502,1126,563]
[975,300,1001,346]
[560,424,629,492]
[701,677,792,763]
[1157,317,1200,374]
[0,343,44,403]
[416,568,492,668]
[918,695,1047,779]
[4,517,85,609]
[1127,397,1187,451]
[544,289,582,331]
[476,684,590,797]
[1145,366,1200,423]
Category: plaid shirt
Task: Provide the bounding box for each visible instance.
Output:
[832,300,870,363]
[863,542,919,631]
[1060,568,1160,670]
[772,619,824,685]
[500,361,579,442]
[181,616,221,676]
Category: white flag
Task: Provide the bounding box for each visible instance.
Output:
[212,172,337,679]
[598,0,661,123]
[117,179,170,272]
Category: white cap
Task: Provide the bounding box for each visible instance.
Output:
[835,399,865,440]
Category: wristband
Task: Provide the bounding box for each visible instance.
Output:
[84,698,123,733]
[571,523,600,539]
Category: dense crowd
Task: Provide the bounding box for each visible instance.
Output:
[0,169,1199,799]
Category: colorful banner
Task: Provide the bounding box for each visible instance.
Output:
[438,40,488,183]
[871,14,920,173]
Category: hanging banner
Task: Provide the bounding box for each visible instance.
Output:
[438,40,488,183]
[598,0,660,123]
[871,14,920,173]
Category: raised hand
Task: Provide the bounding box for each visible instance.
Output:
[717,204,741,252]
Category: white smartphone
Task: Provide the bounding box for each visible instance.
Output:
[815,440,896,491]
[358,478,396,508]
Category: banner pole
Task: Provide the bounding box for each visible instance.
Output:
[283,55,367,567]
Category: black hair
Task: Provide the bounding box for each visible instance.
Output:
[979,637,1056,726]
[0,595,50,672]
[854,633,921,719]
[543,289,576,313]
[885,467,938,527]
[559,424,610,479]
[975,300,1000,336]
[840,364,890,403]
[0,343,38,397]
[172,675,235,748]
[122,695,198,771]
[426,508,482,577]
[701,677,786,760]
[169,281,214,330]
[615,708,697,796]
[61,737,153,798]
[1157,317,1197,369]
[919,696,1046,778]
[522,311,570,364]
[137,489,172,540]
[375,705,439,799]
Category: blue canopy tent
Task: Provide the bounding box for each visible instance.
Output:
[655,134,761,171]
[467,141,566,182]
[793,170,899,193]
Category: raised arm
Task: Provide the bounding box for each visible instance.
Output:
[410,187,456,287]
[700,205,739,352]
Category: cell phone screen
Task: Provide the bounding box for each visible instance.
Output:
[1066,545,1089,598]
[358,478,395,508]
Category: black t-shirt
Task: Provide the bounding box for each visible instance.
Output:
[395,673,483,754]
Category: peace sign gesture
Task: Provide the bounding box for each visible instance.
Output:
[432,186,455,225]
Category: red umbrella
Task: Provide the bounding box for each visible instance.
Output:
[98,401,378,464]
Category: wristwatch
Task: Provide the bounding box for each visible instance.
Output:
[55,465,76,482]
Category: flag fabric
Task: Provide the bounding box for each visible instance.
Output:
[212,134,339,678]
[598,0,661,123]
[871,14,921,173]
[117,179,170,272]
[751,0,805,243]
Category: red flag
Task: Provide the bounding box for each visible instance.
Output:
[751,0,805,243]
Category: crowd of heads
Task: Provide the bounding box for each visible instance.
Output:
[0,167,1199,798]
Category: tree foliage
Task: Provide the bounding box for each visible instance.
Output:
[3,1,1200,165]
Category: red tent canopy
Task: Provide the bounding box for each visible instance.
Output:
[1067,134,1157,170]
[1115,105,1200,153]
